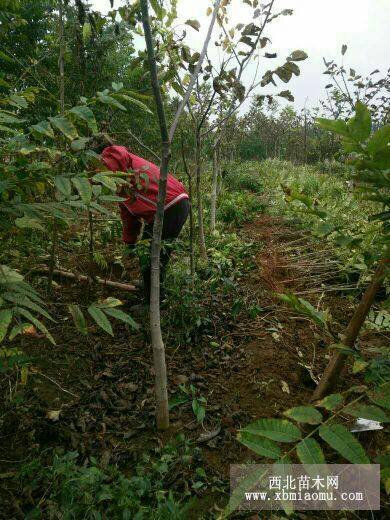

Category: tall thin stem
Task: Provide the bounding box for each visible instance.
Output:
[181,139,195,283]
[311,260,388,401]
[140,0,220,429]
[48,0,65,295]
[210,137,220,232]
[195,130,207,260]
[140,0,170,430]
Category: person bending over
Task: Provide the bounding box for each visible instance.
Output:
[101,145,189,302]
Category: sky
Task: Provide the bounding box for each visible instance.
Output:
[90,0,390,112]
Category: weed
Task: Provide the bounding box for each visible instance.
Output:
[217,191,264,226]
[16,436,204,519]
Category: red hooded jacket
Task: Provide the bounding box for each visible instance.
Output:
[101,145,188,244]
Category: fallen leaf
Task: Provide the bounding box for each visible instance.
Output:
[173,374,188,385]
[198,426,222,444]
[281,380,290,394]
[46,410,61,422]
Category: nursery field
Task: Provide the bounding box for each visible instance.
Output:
[1,1,389,518]
[1,160,388,518]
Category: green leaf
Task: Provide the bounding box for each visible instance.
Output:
[278,90,294,102]
[16,307,56,345]
[287,50,308,62]
[367,125,390,154]
[192,399,206,423]
[0,265,24,284]
[150,0,164,18]
[347,101,371,141]
[344,404,389,423]
[82,22,92,43]
[72,177,92,204]
[186,19,200,31]
[103,308,139,330]
[30,120,54,139]
[316,393,344,411]
[93,173,117,191]
[54,176,72,198]
[0,310,12,343]
[0,124,18,134]
[97,93,126,111]
[89,201,111,215]
[114,94,153,114]
[0,112,24,124]
[49,116,79,140]
[111,81,123,92]
[284,406,323,425]
[8,322,33,341]
[0,50,13,63]
[296,438,325,464]
[368,382,390,410]
[97,297,123,308]
[70,137,90,152]
[352,359,369,374]
[3,294,54,322]
[98,195,126,202]
[225,465,270,516]
[0,78,11,88]
[15,216,44,231]
[9,94,28,109]
[68,305,88,335]
[88,305,113,336]
[69,105,98,134]
[315,221,335,236]
[316,117,350,137]
[319,423,369,463]
[241,418,302,443]
[238,431,281,459]
[168,394,189,410]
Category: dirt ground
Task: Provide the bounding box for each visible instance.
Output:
[0,214,388,518]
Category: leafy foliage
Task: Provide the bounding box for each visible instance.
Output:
[16,439,196,519]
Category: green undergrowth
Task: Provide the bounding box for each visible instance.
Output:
[14,436,207,519]
[161,162,265,345]
[227,159,384,279]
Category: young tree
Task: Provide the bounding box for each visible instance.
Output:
[199,1,308,232]
[140,0,221,429]
[312,102,389,400]
[321,45,390,124]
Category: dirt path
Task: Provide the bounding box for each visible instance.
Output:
[194,215,342,476]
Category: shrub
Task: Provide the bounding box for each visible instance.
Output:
[224,167,264,193]
[217,191,264,226]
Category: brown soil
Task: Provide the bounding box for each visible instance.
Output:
[0,214,388,519]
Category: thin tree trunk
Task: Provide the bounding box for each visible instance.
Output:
[48,0,65,295]
[58,0,65,112]
[47,224,58,294]
[195,131,207,260]
[303,110,308,164]
[88,211,94,263]
[140,0,220,429]
[181,141,195,283]
[141,0,170,430]
[210,137,220,233]
[311,259,388,401]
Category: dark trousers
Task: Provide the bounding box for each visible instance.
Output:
[141,198,189,300]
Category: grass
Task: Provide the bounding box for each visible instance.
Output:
[223,159,384,278]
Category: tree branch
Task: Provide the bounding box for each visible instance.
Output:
[169,0,221,142]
